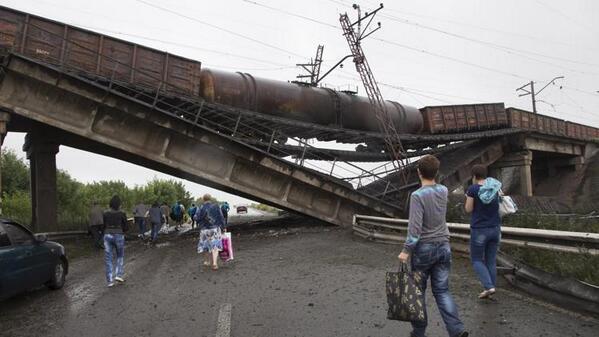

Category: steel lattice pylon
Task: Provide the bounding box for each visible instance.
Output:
[339,5,409,186]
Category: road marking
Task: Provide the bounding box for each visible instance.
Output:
[215,303,232,337]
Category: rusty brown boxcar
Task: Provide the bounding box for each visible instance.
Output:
[0,5,201,97]
[565,121,599,140]
[507,108,599,140]
[419,103,506,134]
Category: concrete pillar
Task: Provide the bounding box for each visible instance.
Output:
[0,111,10,215]
[491,150,533,197]
[24,132,59,232]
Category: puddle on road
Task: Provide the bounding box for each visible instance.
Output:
[155,242,172,248]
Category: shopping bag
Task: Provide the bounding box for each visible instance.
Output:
[499,195,517,217]
[219,237,230,261]
[219,232,234,262]
[386,263,425,322]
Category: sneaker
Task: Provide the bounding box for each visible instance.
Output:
[478,288,496,299]
[107,282,115,287]
[115,276,125,283]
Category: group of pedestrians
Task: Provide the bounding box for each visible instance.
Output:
[90,195,232,286]
[397,155,503,337]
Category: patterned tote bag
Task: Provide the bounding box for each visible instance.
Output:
[386,263,426,322]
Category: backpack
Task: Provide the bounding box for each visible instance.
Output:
[170,204,182,221]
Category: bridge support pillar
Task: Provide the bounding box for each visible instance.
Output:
[490,150,533,197]
[24,131,59,233]
[0,111,10,215]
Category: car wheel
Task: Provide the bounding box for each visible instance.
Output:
[47,258,66,289]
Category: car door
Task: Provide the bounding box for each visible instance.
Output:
[2,223,50,290]
[0,223,31,299]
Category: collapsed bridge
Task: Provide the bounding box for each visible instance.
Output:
[0,5,597,232]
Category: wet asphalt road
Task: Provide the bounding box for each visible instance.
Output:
[1,225,598,337]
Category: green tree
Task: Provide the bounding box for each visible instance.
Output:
[1,150,30,195]
[2,190,31,225]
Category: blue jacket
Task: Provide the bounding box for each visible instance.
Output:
[478,177,502,204]
[194,202,225,230]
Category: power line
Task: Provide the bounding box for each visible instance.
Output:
[241,0,338,29]
[243,0,599,103]
[534,0,595,32]
[338,0,599,53]
[132,0,306,59]
[377,13,599,72]
[243,0,532,80]
[73,24,292,67]
[372,37,530,80]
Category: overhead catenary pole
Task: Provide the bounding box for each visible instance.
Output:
[338,3,410,187]
[516,76,564,113]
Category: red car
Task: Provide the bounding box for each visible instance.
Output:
[236,206,248,214]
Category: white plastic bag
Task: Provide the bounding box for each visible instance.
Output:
[499,195,517,217]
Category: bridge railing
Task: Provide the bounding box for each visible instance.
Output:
[352,214,599,255]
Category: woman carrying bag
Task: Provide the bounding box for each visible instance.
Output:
[465,164,502,299]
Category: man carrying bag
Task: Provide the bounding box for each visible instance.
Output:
[392,155,469,337]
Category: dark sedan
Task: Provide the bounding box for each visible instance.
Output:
[0,219,68,300]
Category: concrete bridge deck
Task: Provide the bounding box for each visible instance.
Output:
[0,225,596,337]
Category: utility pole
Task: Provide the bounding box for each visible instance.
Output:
[296,45,324,86]
[516,76,564,113]
[339,3,409,186]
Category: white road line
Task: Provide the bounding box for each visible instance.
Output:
[215,303,232,337]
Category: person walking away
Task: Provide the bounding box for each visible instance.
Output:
[170,201,185,231]
[195,194,225,270]
[133,202,149,240]
[464,164,502,299]
[188,203,198,229]
[148,202,164,244]
[398,155,468,337]
[220,201,230,227]
[102,195,129,287]
[160,202,171,229]
[89,201,104,249]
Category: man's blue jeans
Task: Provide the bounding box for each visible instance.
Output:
[103,233,125,284]
[135,217,146,236]
[410,242,465,337]
[150,222,161,242]
[470,226,500,290]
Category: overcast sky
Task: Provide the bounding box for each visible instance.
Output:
[1,0,598,205]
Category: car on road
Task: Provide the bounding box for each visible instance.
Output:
[0,219,68,301]
[236,206,248,214]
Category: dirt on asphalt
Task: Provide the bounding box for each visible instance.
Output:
[0,224,597,337]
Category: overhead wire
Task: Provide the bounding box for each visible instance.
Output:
[244,0,599,107]
[132,0,307,59]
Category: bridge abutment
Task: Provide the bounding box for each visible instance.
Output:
[23,130,59,233]
[490,150,533,197]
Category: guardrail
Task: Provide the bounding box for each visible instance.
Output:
[353,214,599,255]
[353,214,599,317]
[38,230,88,241]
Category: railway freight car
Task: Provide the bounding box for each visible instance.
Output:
[199,68,423,134]
[419,103,507,134]
[0,6,201,97]
[506,107,599,141]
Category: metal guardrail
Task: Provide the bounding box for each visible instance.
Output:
[37,230,88,241]
[353,214,599,255]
